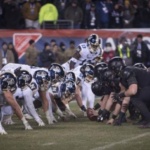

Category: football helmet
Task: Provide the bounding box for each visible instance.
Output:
[64,71,76,82]
[34,70,50,88]
[87,34,100,53]
[0,72,17,91]
[108,56,126,75]
[49,63,65,82]
[102,68,115,82]
[133,63,147,70]
[60,80,76,96]
[17,70,32,88]
[94,62,108,79]
[80,64,94,78]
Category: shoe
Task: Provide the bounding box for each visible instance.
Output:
[113,119,122,126]
[139,122,150,128]
[97,115,104,122]
[133,120,148,125]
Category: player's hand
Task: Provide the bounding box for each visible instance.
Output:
[38,120,45,127]
[111,93,125,103]
[24,122,33,130]
[0,127,7,135]
[107,118,114,125]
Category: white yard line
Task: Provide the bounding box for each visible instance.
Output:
[91,132,150,150]
[42,142,56,146]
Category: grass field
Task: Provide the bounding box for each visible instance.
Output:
[0,101,150,150]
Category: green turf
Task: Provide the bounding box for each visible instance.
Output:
[0,102,150,150]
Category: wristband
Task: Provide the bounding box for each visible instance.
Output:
[119,92,126,98]
[80,105,87,112]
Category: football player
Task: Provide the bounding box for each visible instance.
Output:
[62,33,103,72]
[1,63,56,125]
[0,71,32,135]
[108,57,150,128]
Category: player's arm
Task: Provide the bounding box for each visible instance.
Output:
[112,76,138,102]
[69,46,81,70]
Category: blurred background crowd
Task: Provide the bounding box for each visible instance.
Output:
[0,34,150,69]
[0,0,150,29]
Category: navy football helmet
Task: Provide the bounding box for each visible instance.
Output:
[34,70,50,87]
[0,72,17,91]
[17,70,32,88]
[87,34,100,53]
[64,71,76,82]
[80,64,94,78]
[49,63,65,82]
[60,80,76,96]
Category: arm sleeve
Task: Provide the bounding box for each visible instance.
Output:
[127,75,138,86]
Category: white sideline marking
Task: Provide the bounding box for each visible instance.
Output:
[91,132,150,150]
[42,142,56,146]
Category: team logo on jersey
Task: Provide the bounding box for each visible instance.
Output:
[13,33,42,58]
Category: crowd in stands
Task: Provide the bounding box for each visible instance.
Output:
[0,0,150,29]
[0,34,149,70]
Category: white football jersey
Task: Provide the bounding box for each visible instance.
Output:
[70,43,102,67]
[62,43,103,72]
[48,82,62,98]
[1,63,31,73]
[1,63,49,77]
[2,63,50,90]
[71,65,84,84]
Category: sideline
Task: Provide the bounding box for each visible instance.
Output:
[91,132,150,150]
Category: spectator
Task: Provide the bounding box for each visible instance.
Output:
[122,0,134,28]
[3,0,25,29]
[39,3,58,27]
[110,3,123,28]
[84,3,99,29]
[81,0,93,29]
[0,42,14,69]
[41,0,54,5]
[50,39,56,48]
[132,0,140,28]
[64,0,83,29]
[59,42,66,52]
[54,0,70,19]
[116,37,132,66]
[52,44,64,64]
[95,0,110,28]
[25,39,39,66]
[102,42,115,63]
[131,34,150,67]
[63,40,76,62]
[22,0,41,29]
[39,42,55,68]
[8,42,19,63]
[0,1,4,29]
[138,1,150,28]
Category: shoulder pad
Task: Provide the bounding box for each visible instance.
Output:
[121,67,134,80]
